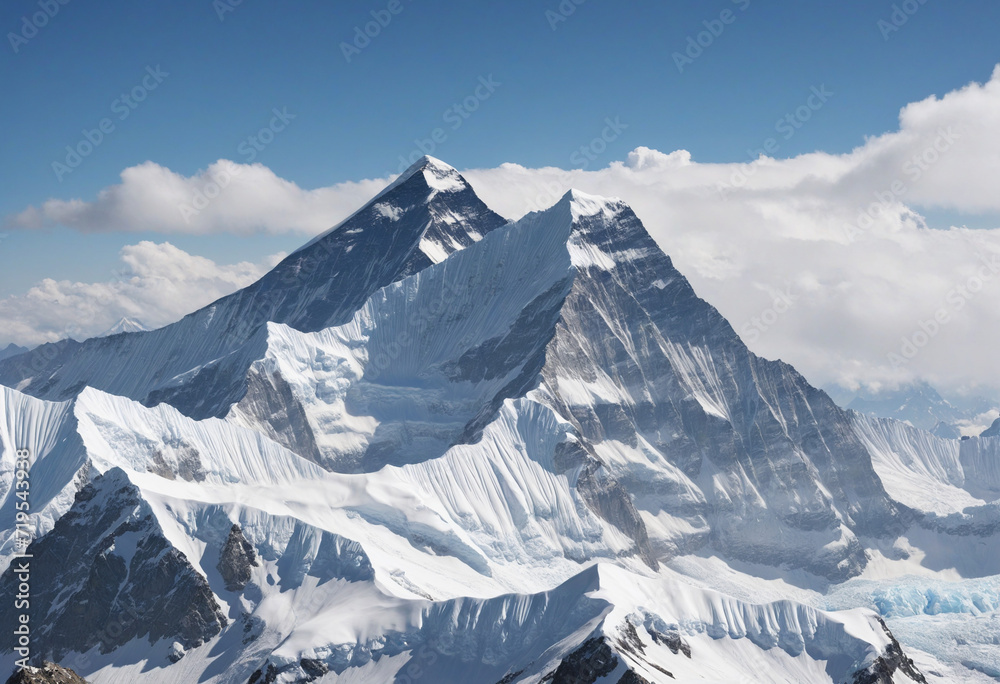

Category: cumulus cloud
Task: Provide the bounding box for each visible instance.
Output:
[5,66,1000,398]
[463,67,1000,397]
[0,242,284,346]
[6,161,388,236]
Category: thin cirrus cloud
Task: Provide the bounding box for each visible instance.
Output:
[4,66,1000,397]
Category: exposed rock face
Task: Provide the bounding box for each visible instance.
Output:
[850,618,927,684]
[0,469,226,661]
[530,195,903,579]
[217,524,259,592]
[616,672,653,684]
[577,460,658,568]
[548,637,619,683]
[4,662,88,684]
[231,368,321,464]
[247,658,329,684]
[647,629,691,658]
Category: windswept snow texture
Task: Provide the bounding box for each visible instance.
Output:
[0,159,994,683]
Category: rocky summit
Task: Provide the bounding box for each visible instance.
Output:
[4,663,88,684]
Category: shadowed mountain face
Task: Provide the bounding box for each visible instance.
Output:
[0,345,28,363]
[0,157,506,420]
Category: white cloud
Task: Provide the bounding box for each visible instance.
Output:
[458,66,1000,397]
[5,66,1000,397]
[6,160,388,236]
[0,242,284,346]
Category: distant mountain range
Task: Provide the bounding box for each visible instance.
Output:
[828,380,1000,438]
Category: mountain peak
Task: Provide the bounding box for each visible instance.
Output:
[99,316,148,337]
[981,417,1000,437]
[378,155,466,201]
[0,342,28,362]
[557,189,627,222]
[294,156,474,258]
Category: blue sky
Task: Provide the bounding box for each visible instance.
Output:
[2,0,1000,395]
[3,1,998,254]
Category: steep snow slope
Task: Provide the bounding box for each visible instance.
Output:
[0,157,506,421]
[0,386,86,571]
[0,384,331,574]
[2,467,926,684]
[851,411,982,515]
[233,189,903,579]
[528,192,903,580]
[958,435,1000,502]
[228,191,578,472]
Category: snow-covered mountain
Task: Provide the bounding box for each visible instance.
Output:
[836,381,999,437]
[0,157,506,420]
[98,317,149,337]
[1,157,996,683]
[0,345,27,363]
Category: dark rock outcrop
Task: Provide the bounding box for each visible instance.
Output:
[648,628,691,658]
[0,469,226,661]
[218,524,259,592]
[850,618,927,684]
[617,672,653,684]
[548,637,619,683]
[4,662,88,684]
